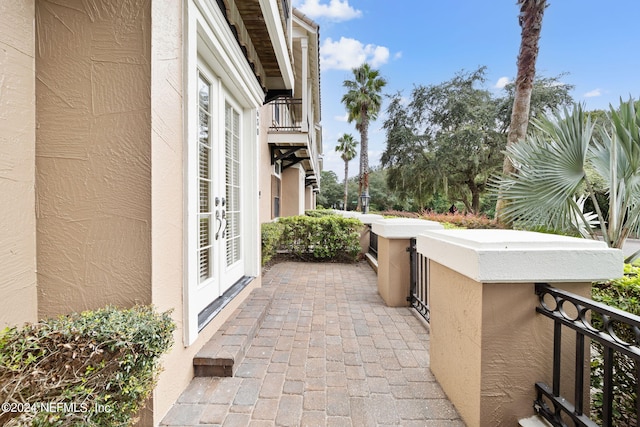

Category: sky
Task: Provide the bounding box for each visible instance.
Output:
[290,0,640,179]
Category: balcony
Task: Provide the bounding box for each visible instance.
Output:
[267,97,321,188]
[218,0,294,94]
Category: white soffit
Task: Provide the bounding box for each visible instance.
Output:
[260,0,294,89]
[417,229,623,283]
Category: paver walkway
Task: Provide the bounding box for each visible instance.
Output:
[160,261,464,426]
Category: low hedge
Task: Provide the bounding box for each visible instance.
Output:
[304,208,337,218]
[0,306,175,427]
[261,215,362,264]
[261,221,283,266]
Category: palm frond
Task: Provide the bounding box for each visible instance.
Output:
[493,104,595,234]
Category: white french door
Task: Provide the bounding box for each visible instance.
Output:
[190,64,245,336]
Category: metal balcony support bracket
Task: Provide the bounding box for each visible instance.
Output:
[270,145,304,165]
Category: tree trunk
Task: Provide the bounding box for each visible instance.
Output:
[356,129,364,211]
[343,160,349,210]
[471,185,481,214]
[361,110,370,195]
[496,0,546,221]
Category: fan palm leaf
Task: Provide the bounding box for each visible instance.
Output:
[496,105,595,233]
[493,99,640,262]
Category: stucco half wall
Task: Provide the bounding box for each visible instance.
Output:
[429,262,591,427]
[418,229,623,427]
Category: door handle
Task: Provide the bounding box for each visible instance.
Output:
[215,210,223,240]
[221,210,227,239]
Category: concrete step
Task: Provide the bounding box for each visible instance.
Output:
[193,287,273,377]
[519,415,553,427]
[365,252,378,273]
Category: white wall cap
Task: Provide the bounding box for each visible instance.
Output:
[417,229,623,283]
[359,214,384,224]
[372,218,444,239]
[330,210,383,224]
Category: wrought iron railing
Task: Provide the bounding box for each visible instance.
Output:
[534,283,640,427]
[408,238,430,323]
[269,98,303,131]
[368,227,378,260]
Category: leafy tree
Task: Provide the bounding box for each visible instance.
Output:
[335,133,358,210]
[492,99,640,263]
[496,0,548,220]
[341,63,387,211]
[587,108,609,126]
[381,67,504,213]
[340,166,406,212]
[367,166,406,211]
[316,170,343,209]
[496,74,574,132]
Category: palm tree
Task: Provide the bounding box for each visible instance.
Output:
[492,100,640,263]
[341,63,387,212]
[496,0,547,220]
[335,133,358,211]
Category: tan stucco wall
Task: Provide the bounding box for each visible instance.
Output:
[147,0,184,422]
[430,261,483,425]
[282,165,304,216]
[0,1,38,328]
[35,0,152,317]
[259,106,273,223]
[377,237,411,307]
[304,186,314,210]
[480,281,589,426]
[429,260,591,427]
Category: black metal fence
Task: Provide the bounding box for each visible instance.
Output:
[368,226,378,260]
[534,283,640,427]
[408,238,430,323]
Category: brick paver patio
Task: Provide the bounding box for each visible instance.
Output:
[161,261,464,426]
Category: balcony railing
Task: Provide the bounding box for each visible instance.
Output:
[269,98,303,131]
[534,283,640,427]
[368,227,378,260]
[408,238,430,323]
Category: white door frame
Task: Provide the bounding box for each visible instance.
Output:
[183,0,262,346]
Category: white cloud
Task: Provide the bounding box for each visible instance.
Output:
[334,112,349,122]
[394,51,403,60]
[584,88,602,98]
[495,76,511,89]
[295,0,362,22]
[321,37,390,70]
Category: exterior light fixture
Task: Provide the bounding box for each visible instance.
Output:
[360,191,370,214]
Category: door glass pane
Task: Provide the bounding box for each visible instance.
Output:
[199,216,211,281]
[225,103,241,267]
[198,71,213,282]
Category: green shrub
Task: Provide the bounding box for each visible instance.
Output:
[272,215,362,262]
[591,264,640,427]
[261,221,283,266]
[304,208,337,218]
[0,306,175,427]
